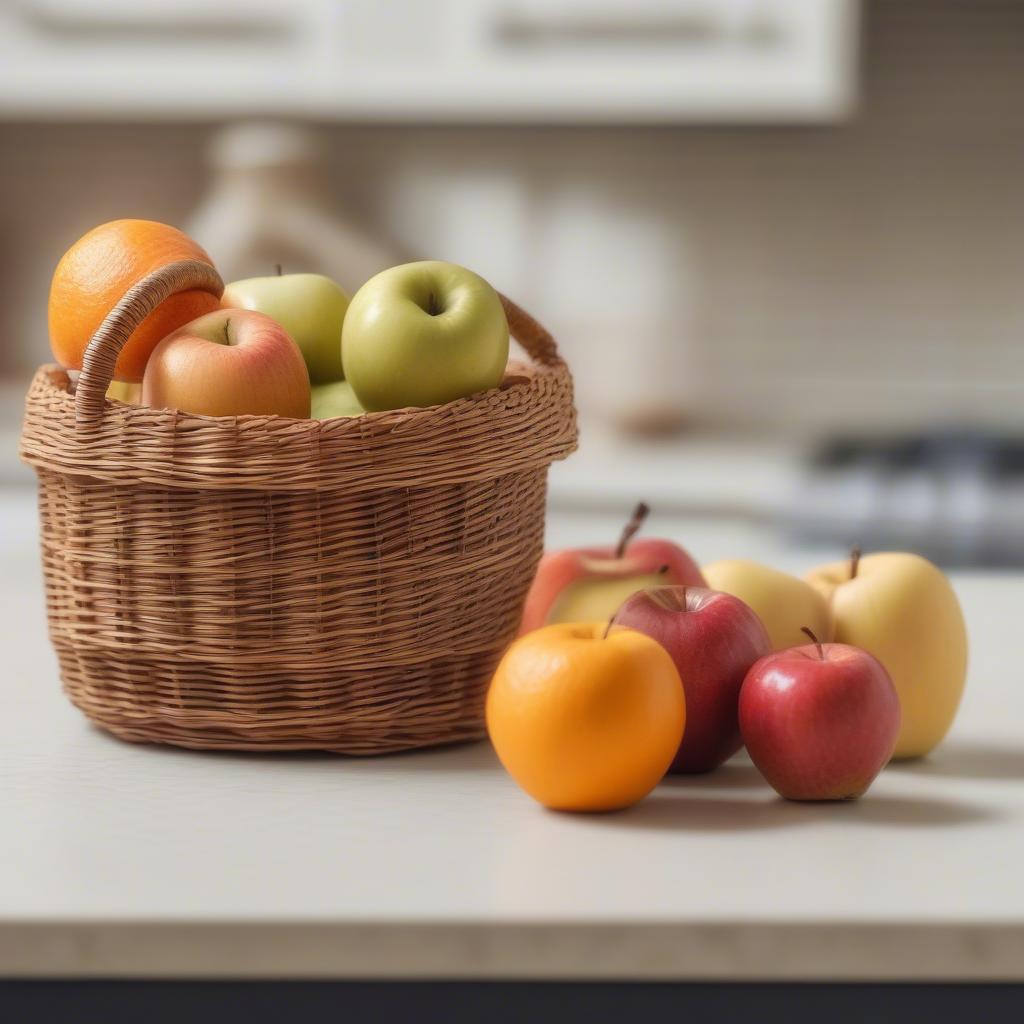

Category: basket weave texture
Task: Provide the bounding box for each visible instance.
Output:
[20,260,577,754]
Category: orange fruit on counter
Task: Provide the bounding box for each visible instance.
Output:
[486,622,685,812]
[48,219,222,383]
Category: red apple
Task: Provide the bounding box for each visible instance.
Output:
[142,308,310,418]
[614,586,771,773]
[520,503,705,635]
[739,629,901,801]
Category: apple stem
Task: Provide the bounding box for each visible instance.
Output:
[615,502,650,559]
[275,263,283,277]
[801,626,825,660]
[850,546,861,580]
[602,618,615,640]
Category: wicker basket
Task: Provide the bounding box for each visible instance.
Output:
[20,260,577,754]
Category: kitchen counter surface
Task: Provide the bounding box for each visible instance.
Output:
[1,491,1023,981]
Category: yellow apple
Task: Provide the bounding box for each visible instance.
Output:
[547,572,680,625]
[805,552,967,760]
[702,559,832,652]
[106,380,141,405]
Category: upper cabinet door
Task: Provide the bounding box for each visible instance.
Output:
[0,0,859,122]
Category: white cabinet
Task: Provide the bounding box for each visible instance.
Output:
[0,0,859,122]
[0,0,333,117]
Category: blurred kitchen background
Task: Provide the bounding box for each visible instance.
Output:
[2,0,1022,568]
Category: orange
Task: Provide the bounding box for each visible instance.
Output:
[486,623,685,812]
[48,219,222,383]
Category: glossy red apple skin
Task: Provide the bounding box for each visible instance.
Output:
[615,586,771,773]
[739,643,901,801]
[520,538,706,636]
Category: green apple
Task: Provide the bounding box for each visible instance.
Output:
[342,260,509,412]
[311,379,364,420]
[221,272,349,385]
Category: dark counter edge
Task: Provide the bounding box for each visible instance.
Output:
[2,980,1024,1024]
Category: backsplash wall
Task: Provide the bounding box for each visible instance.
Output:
[1,0,1021,434]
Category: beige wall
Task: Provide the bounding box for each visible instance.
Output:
[2,0,1022,433]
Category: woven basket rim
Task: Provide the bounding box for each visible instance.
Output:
[21,356,576,492]
[32,352,563,432]
[22,273,577,493]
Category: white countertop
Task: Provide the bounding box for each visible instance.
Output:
[2,490,1023,981]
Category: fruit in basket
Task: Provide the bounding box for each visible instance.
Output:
[342,260,509,411]
[703,558,832,651]
[311,379,364,419]
[739,629,901,801]
[141,309,310,418]
[614,586,771,773]
[519,503,705,634]
[487,622,685,812]
[106,380,141,405]
[48,219,221,383]
[222,272,349,385]
[805,550,967,760]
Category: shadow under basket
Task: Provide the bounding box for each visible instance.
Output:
[20,260,577,754]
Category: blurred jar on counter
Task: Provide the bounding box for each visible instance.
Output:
[188,121,398,292]
[538,182,700,436]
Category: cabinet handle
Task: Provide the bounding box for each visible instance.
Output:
[16,0,294,42]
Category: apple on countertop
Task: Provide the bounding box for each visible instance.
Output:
[520,503,706,634]
[740,628,901,801]
[614,585,771,774]
[806,549,967,760]
[703,558,832,652]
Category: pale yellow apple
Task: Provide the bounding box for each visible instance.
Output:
[548,573,674,626]
[805,552,967,760]
[106,380,141,405]
[703,559,832,651]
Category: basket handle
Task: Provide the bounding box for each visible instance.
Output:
[74,259,224,429]
[499,294,563,368]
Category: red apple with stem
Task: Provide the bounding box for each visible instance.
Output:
[614,585,771,773]
[739,627,901,801]
[520,503,706,635]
